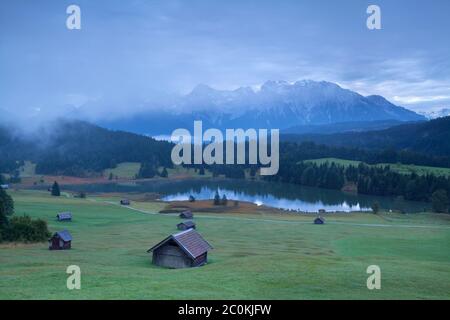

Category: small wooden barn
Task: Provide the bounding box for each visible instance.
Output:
[314,217,325,225]
[148,229,212,269]
[48,230,72,250]
[120,199,130,205]
[318,209,326,214]
[179,210,193,219]
[177,220,196,231]
[0,184,9,190]
[56,212,72,221]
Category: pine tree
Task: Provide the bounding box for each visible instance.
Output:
[371,202,380,214]
[51,181,61,197]
[160,167,168,178]
[221,194,228,206]
[213,190,221,206]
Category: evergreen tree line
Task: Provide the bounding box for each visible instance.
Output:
[278,142,450,169]
[264,162,346,190]
[265,161,450,212]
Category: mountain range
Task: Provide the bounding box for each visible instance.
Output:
[420,108,450,120]
[99,80,425,135]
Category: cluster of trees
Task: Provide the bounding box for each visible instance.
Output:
[0,188,50,242]
[213,190,228,206]
[265,161,346,190]
[354,164,450,204]
[266,160,450,212]
[136,163,169,179]
[187,164,249,180]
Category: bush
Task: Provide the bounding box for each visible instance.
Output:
[371,202,380,214]
[74,191,86,198]
[0,188,14,228]
[2,215,51,242]
[431,189,449,213]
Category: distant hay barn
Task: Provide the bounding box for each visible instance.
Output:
[179,210,193,219]
[120,199,130,205]
[177,220,196,231]
[318,209,326,214]
[147,229,212,269]
[56,212,72,221]
[48,230,72,250]
[314,217,325,225]
[0,184,9,189]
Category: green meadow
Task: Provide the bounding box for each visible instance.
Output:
[0,190,449,300]
[305,158,450,177]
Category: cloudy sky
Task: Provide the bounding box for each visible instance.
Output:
[1,0,449,121]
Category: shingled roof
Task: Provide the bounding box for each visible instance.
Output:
[54,230,72,242]
[56,212,72,220]
[147,229,212,259]
[177,221,196,228]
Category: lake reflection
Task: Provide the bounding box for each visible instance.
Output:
[61,178,430,213]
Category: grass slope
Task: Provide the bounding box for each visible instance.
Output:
[0,190,449,300]
[103,162,141,179]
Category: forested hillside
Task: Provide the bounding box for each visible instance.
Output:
[0,120,174,177]
[282,116,450,157]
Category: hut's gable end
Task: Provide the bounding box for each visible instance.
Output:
[152,241,193,268]
[49,230,72,250]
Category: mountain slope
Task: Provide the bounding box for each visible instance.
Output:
[282,120,411,135]
[99,80,425,135]
[0,120,174,176]
[282,116,450,157]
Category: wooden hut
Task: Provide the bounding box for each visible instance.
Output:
[177,220,196,231]
[0,184,9,190]
[147,229,212,269]
[120,199,130,205]
[48,230,72,250]
[179,210,193,219]
[314,217,325,225]
[56,212,72,221]
[318,209,326,214]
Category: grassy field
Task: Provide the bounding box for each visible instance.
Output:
[305,158,450,177]
[0,190,449,300]
[103,162,141,179]
[102,162,214,180]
